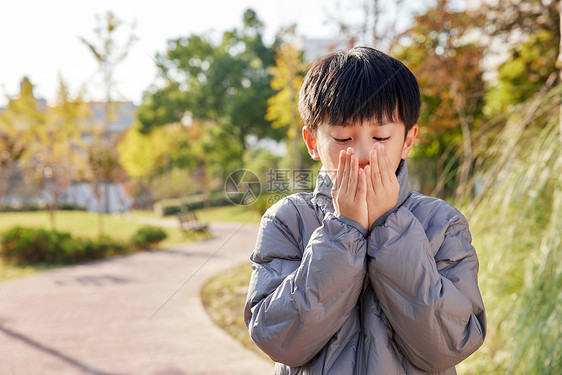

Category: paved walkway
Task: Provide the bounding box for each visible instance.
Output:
[0,222,275,374]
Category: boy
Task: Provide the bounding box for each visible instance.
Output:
[244,47,486,374]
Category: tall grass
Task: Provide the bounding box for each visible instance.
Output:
[458,86,561,374]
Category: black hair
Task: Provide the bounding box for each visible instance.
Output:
[298,46,421,135]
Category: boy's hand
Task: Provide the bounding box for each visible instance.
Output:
[364,143,400,229]
[331,147,369,231]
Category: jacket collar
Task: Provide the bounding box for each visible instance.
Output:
[312,160,411,217]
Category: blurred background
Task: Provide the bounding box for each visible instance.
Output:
[0,0,560,374]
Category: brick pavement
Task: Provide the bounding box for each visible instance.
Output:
[0,222,275,375]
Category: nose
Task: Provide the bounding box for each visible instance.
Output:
[354,140,371,169]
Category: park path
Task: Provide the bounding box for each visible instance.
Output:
[0,221,275,375]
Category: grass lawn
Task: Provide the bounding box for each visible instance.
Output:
[0,205,261,282]
[200,262,271,362]
[0,210,190,245]
[0,259,61,282]
[0,210,197,281]
[133,205,261,224]
[193,205,261,224]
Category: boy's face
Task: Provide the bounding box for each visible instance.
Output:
[302,119,418,176]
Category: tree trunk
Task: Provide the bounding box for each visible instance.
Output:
[94,179,104,238]
[47,188,60,231]
[48,206,56,231]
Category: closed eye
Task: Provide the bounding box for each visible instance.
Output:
[373,137,390,141]
[333,137,351,143]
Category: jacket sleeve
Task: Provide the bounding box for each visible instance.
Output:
[244,200,367,367]
[367,205,486,372]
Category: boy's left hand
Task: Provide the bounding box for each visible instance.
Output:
[364,143,400,229]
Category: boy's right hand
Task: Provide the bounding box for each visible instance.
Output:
[331,147,368,231]
[364,143,400,229]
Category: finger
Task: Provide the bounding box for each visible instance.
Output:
[347,153,358,193]
[383,146,397,182]
[372,146,382,187]
[364,165,373,194]
[369,149,376,187]
[356,167,366,200]
[377,144,393,186]
[334,149,346,191]
[343,147,353,192]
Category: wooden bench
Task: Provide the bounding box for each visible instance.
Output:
[177,210,209,234]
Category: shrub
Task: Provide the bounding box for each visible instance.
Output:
[154,192,231,216]
[0,226,127,265]
[131,226,167,249]
[1,227,71,264]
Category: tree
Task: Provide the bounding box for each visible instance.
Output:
[33,76,89,229]
[0,78,36,204]
[469,0,560,141]
[0,77,89,229]
[79,11,136,137]
[118,123,197,180]
[471,0,560,116]
[266,27,309,170]
[329,0,412,52]
[0,77,47,208]
[467,0,560,206]
[393,0,486,200]
[79,11,136,235]
[475,0,559,42]
[137,9,283,149]
[118,119,242,202]
[86,141,118,237]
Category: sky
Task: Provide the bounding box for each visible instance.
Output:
[0,0,350,107]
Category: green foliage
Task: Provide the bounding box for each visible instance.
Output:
[459,86,561,375]
[266,30,306,133]
[0,224,169,265]
[118,123,197,179]
[136,84,190,134]
[242,148,281,183]
[149,168,196,201]
[0,226,127,265]
[194,122,244,181]
[130,225,167,249]
[137,8,283,145]
[474,0,559,41]
[484,29,559,116]
[394,0,486,199]
[119,119,245,198]
[154,193,231,216]
[194,205,260,224]
[266,30,309,170]
[0,77,44,170]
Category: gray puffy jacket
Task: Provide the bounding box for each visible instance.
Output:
[244,162,486,374]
